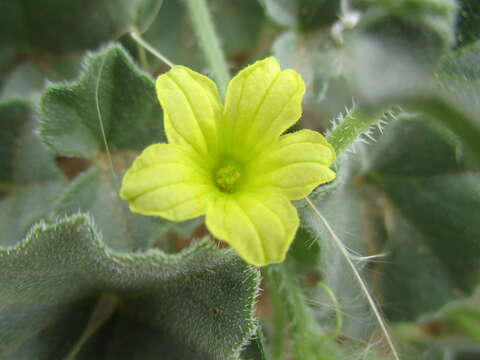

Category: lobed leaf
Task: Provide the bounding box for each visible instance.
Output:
[0,214,260,359]
[40,44,165,158]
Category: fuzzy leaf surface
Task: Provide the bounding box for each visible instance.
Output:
[40,44,164,158]
[0,214,260,360]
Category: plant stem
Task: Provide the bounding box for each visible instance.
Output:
[63,294,118,360]
[265,270,287,360]
[327,107,385,155]
[317,282,343,339]
[184,0,230,94]
[136,40,150,72]
[130,30,174,68]
[267,263,342,360]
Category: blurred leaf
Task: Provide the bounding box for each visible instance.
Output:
[210,0,266,62]
[368,117,480,321]
[304,115,480,333]
[0,99,63,186]
[444,305,480,341]
[273,31,343,95]
[40,44,164,158]
[437,40,480,110]
[354,0,458,61]
[0,100,30,184]
[135,0,204,71]
[259,0,340,31]
[0,99,66,244]
[455,0,480,48]
[347,34,480,164]
[289,226,321,268]
[135,0,164,34]
[0,55,82,100]
[0,0,141,54]
[0,182,65,246]
[0,214,260,359]
[0,62,45,100]
[53,167,165,251]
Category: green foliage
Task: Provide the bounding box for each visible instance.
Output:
[0,100,30,184]
[52,167,165,251]
[455,0,480,47]
[354,0,458,60]
[0,99,66,243]
[259,0,340,31]
[1,37,260,359]
[0,0,141,54]
[0,214,259,359]
[2,0,480,359]
[369,117,480,320]
[40,44,164,157]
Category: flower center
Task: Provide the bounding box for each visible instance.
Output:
[215,164,241,193]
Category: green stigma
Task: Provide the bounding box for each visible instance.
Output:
[215,164,241,192]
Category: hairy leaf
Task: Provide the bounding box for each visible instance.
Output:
[40,44,164,158]
[0,214,260,359]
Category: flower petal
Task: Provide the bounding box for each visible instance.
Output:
[156,66,222,165]
[205,192,299,266]
[221,57,306,160]
[248,129,336,200]
[120,143,215,221]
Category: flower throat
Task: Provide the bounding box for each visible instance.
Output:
[215,164,241,193]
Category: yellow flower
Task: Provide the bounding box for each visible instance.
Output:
[120,57,336,266]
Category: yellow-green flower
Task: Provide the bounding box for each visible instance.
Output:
[120,57,336,266]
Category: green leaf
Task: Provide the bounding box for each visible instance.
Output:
[40,44,165,158]
[304,116,480,334]
[444,304,480,341]
[0,0,141,54]
[0,57,82,101]
[0,99,66,245]
[0,100,30,184]
[259,0,340,31]
[367,118,480,320]
[53,166,166,251]
[354,0,458,61]
[210,0,267,62]
[0,181,65,246]
[455,0,480,48]
[0,214,260,359]
[134,0,164,34]
[131,0,204,71]
[0,99,63,187]
[347,34,480,164]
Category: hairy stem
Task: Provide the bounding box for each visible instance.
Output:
[327,107,385,155]
[184,0,230,94]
